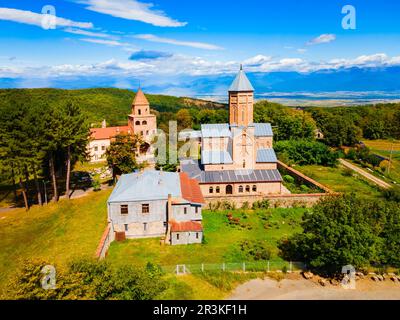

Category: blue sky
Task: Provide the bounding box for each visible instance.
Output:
[1,0,400,91]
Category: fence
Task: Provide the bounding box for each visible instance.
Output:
[161,261,305,275]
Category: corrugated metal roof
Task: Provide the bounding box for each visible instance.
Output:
[254,123,273,137]
[256,148,278,163]
[201,124,231,138]
[178,130,202,140]
[108,170,181,203]
[229,68,254,92]
[201,150,233,165]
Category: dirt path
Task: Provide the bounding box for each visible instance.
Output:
[228,275,400,300]
[339,159,392,189]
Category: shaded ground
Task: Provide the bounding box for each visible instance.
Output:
[229,274,400,300]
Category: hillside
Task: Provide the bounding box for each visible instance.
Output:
[0,88,227,127]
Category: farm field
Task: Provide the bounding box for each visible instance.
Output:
[294,164,384,199]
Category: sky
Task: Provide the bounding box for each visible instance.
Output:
[1,0,400,91]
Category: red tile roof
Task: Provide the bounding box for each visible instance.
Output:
[179,172,205,204]
[90,126,131,140]
[170,221,203,232]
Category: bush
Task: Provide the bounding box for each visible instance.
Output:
[239,240,272,261]
[92,175,101,191]
[252,199,270,210]
[384,186,400,203]
[283,175,295,184]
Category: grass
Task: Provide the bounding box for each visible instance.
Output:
[294,164,384,199]
[107,208,306,268]
[0,189,110,295]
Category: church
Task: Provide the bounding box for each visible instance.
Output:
[88,88,157,163]
[180,66,284,198]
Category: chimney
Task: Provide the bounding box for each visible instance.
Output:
[102,119,106,128]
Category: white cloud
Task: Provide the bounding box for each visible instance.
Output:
[3,53,400,81]
[307,34,336,45]
[0,7,93,29]
[243,55,272,66]
[77,0,186,27]
[64,27,115,39]
[80,38,124,46]
[297,48,307,54]
[135,34,223,50]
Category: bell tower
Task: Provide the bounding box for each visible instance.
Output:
[228,65,254,127]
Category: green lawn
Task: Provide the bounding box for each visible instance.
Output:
[0,189,110,295]
[294,164,384,199]
[107,208,306,268]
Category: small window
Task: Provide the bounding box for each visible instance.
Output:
[94,145,98,152]
[184,207,187,214]
[124,224,128,232]
[196,233,199,239]
[135,121,140,126]
[141,131,144,136]
[239,185,244,193]
[101,145,106,151]
[138,109,141,115]
[209,187,213,194]
[143,223,147,231]
[164,222,167,228]
[142,204,149,213]
[176,234,180,240]
[120,205,128,215]
[246,185,250,193]
[216,186,220,193]
[195,207,199,214]
[146,130,149,135]
[142,121,147,125]
[252,185,257,192]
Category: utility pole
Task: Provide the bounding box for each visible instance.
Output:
[387,141,394,175]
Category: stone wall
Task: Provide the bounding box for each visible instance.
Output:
[95,224,113,260]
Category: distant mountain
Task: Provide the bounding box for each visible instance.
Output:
[2,66,400,97]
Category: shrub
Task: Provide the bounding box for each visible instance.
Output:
[239,240,272,261]
[300,184,310,193]
[241,201,250,210]
[252,200,270,210]
[283,175,295,184]
[384,186,400,203]
[92,175,101,192]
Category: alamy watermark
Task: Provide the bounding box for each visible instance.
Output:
[41,5,57,30]
[41,265,56,290]
[342,5,356,30]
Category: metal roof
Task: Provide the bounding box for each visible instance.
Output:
[201,150,233,165]
[180,159,282,183]
[201,124,231,138]
[178,130,202,140]
[108,170,181,203]
[228,67,254,92]
[254,123,273,137]
[256,148,278,163]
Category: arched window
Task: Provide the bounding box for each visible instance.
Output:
[238,185,244,193]
[245,185,250,192]
[209,187,213,194]
[243,160,246,168]
[252,185,257,192]
[138,109,141,115]
[216,186,220,193]
[142,120,147,125]
[226,185,233,195]
[135,121,140,125]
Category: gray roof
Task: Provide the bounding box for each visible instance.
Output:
[254,123,273,137]
[178,130,202,140]
[201,150,233,165]
[180,159,282,184]
[256,149,278,163]
[201,124,231,138]
[108,170,181,203]
[229,68,254,92]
